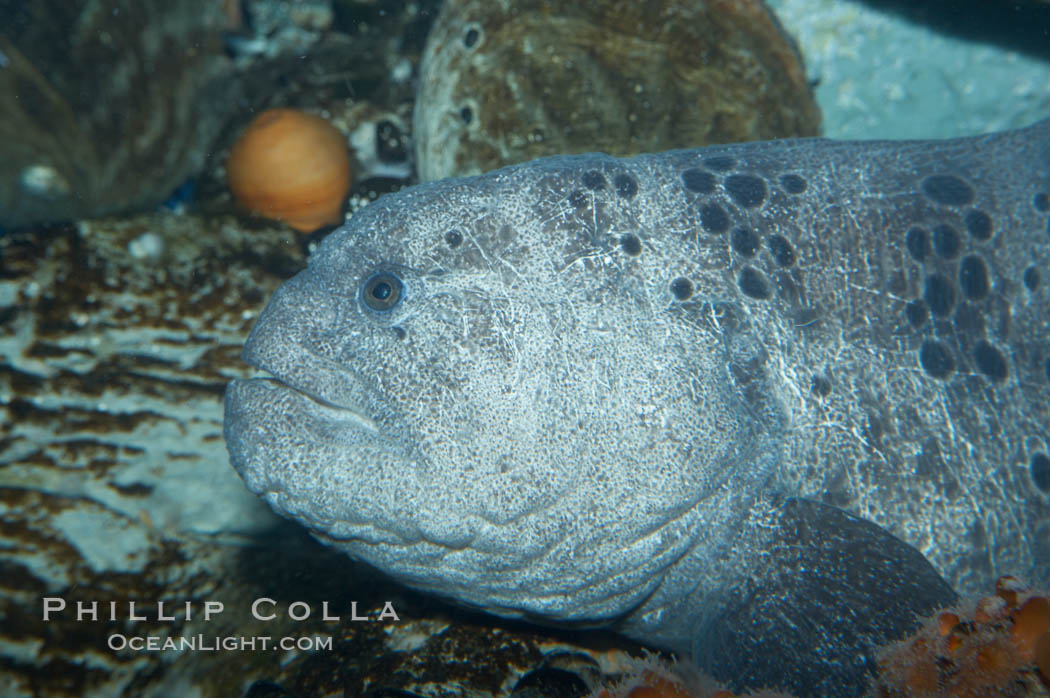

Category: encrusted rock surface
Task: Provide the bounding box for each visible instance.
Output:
[0,214,294,694]
[0,0,241,229]
[414,0,821,181]
[769,0,1050,139]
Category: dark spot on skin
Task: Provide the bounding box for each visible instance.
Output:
[731,227,760,257]
[392,326,406,340]
[738,266,772,299]
[704,156,735,172]
[1035,192,1050,212]
[1024,266,1040,291]
[811,375,832,397]
[924,274,956,317]
[932,224,961,259]
[582,170,606,190]
[671,277,694,301]
[767,235,796,267]
[614,174,638,199]
[700,203,730,234]
[681,168,716,194]
[973,340,1008,382]
[906,227,930,263]
[620,234,641,256]
[958,255,989,300]
[779,173,807,194]
[463,27,479,48]
[445,230,463,248]
[922,174,975,206]
[920,339,955,379]
[568,190,587,208]
[1031,453,1050,494]
[1046,357,1050,383]
[964,210,993,241]
[905,299,929,328]
[460,106,473,124]
[724,174,767,208]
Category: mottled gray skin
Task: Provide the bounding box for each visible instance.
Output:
[225,117,1050,696]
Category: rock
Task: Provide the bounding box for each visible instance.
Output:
[224,0,334,64]
[769,0,1050,140]
[0,0,241,229]
[413,0,820,181]
[0,214,301,694]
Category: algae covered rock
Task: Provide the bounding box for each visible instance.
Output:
[0,212,303,693]
[0,0,240,229]
[414,0,821,182]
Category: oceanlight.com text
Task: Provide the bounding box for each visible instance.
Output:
[108,634,333,652]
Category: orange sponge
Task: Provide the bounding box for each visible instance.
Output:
[227,108,351,232]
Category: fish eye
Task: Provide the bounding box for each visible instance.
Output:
[361,272,403,312]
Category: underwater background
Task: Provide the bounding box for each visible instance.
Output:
[1,0,1049,696]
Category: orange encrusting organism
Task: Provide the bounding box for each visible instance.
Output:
[227,108,352,233]
[875,575,1050,697]
[1011,596,1050,658]
[1036,631,1050,682]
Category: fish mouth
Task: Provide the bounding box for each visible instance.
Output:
[252,371,380,433]
[235,336,383,436]
[234,282,386,433]
[222,270,386,434]
[223,307,399,495]
[223,348,393,501]
[222,273,415,515]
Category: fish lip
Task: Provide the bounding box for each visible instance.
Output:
[234,274,388,439]
[239,342,386,436]
[240,331,384,436]
[256,369,381,434]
